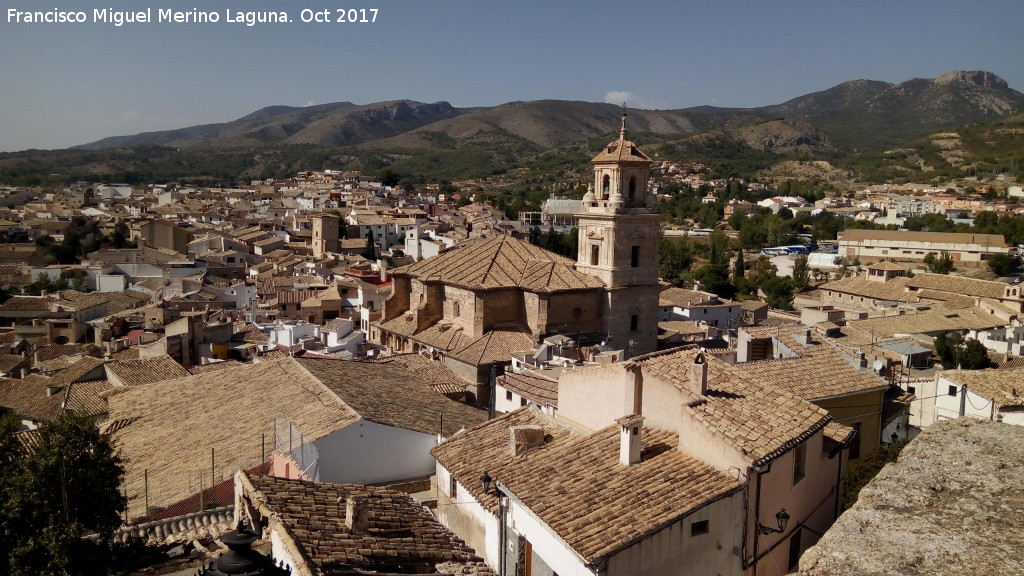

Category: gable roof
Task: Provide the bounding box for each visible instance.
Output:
[820,275,918,303]
[635,347,832,467]
[363,353,468,397]
[105,355,191,387]
[837,229,1007,247]
[295,357,486,437]
[940,368,1024,407]
[904,272,1010,300]
[393,236,603,293]
[497,370,558,407]
[431,408,740,565]
[729,326,890,401]
[104,357,361,517]
[0,376,111,422]
[239,473,493,576]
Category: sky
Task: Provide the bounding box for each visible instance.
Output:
[1,0,1022,152]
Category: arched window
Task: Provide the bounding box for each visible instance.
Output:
[602,175,610,196]
[453,301,460,317]
[628,177,636,200]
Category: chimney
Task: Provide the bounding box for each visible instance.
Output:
[46,385,62,397]
[796,329,812,346]
[689,348,708,396]
[616,414,644,466]
[509,425,545,457]
[737,329,752,362]
[344,496,369,533]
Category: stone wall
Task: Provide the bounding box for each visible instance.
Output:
[798,419,1024,576]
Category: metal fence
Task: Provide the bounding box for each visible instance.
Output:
[275,417,320,482]
[123,438,271,525]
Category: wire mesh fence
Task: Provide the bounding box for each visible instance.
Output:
[274,417,320,482]
[123,436,272,525]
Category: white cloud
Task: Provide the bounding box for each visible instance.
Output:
[604,91,667,110]
[605,91,634,106]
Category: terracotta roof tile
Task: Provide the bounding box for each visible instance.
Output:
[296,357,487,437]
[240,473,493,575]
[105,355,191,387]
[820,275,918,303]
[728,327,890,401]
[0,375,111,422]
[904,273,1010,300]
[431,408,740,564]
[941,368,1024,407]
[497,370,558,406]
[635,347,832,466]
[105,357,361,517]
[393,236,603,292]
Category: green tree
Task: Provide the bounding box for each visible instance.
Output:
[973,211,999,232]
[761,276,795,310]
[696,204,719,229]
[361,232,376,260]
[746,255,778,294]
[1,412,128,575]
[693,262,734,299]
[377,168,400,187]
[923,251,954,274]
[935,333,993,369]
[658,236,693,286]
[987,253,1018,277]
[791,254,811,291]
[733,249,745,282]
[960,338,995,369]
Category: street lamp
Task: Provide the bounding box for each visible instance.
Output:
[757,508,790,535]
[194,521,290,575]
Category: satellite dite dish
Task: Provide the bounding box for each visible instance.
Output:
[873,359,884,373]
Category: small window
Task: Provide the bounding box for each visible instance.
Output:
[793,442,806,485]
[907,386,916,395]
[948,385,957,397]
[691,520,709,536]
[631,245,640,267]
[632,426,639,436]
[449,474,457,498]
[520,398,528,407]
[591,245,600,266]
[506,390,513,401]
[453,301,460,317]
[630,315,638,331]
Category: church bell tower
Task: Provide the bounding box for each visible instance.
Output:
[576,110,660,358]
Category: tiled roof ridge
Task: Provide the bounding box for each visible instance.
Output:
[734,354,807,368]
[628,344,700,366]
[753,413,831,467]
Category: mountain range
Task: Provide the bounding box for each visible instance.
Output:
[77,70,1023,156]
[2,70,1021,187]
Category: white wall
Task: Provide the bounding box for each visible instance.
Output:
[507,498,594,576]
[435,461,503,569]
[315,420,438,485]
[605,493,744,576]
[97,274,127,292]
[558,364,637,431]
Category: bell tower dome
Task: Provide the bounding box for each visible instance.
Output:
[575,109,660,358]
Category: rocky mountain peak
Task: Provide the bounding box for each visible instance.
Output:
[935,70,1009,91]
